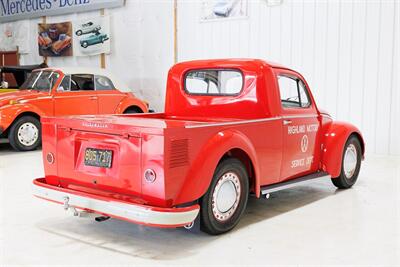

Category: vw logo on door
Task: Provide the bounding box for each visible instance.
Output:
[301,135,308,153]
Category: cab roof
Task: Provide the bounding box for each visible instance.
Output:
[173,58,296,72]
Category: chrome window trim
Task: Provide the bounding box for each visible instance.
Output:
[184,114,319,129]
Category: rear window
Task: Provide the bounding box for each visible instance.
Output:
[185,69,243,95]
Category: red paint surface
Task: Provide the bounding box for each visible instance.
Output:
[38,59,364,214]
[0,68,148,134]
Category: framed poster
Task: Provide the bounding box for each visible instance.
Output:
[38,22,73,57]
[73,16,111,57]
[201,0,248,21]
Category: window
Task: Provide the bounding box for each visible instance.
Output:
[95,75,115,90]
[21,71,59,92]
[70,74,94,91]
[58,75,71,91]
[278,75,311,108]
[185,69,243,95]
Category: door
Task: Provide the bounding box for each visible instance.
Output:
[94,75,125,114]
[277,73,320,181]
[53,74,98,116]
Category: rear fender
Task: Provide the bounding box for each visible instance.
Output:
[175,129,260,204]
[114,94,148,114]
[322,121,365,178]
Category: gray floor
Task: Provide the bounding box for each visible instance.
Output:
[0,141,399,266]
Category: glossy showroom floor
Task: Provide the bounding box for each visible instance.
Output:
[0,141,399,266]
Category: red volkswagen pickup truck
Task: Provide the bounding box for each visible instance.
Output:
[33,59,364,235]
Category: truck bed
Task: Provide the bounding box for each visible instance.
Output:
[42,113,246,135]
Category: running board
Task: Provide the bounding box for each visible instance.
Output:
[260,172,331,195]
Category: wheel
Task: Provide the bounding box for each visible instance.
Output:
[76,30,82,36]
[9,116,41,151]
[331,135,362,189]
[82,42,88,48]
[123,107,143,114]
[200,158,249,235]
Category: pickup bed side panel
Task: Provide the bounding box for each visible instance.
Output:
[321,121,365,177]
[166,120,283,205]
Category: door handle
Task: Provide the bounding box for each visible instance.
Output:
[283,120,292,125]
[89,96,98,100]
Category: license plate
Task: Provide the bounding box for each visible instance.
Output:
[84,148,113,168]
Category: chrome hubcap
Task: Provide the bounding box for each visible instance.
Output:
[212,172,241,222]
[343,144,357,179]
[17,122,39,147]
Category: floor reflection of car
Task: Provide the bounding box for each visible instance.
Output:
[0,63,48,93]
[75,22,101,36]
[0,67,149,151]
[213,0,239,17]
[80,33,109,48]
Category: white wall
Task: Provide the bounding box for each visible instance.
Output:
[178,0,400,156]
[1,0,398,155]
[16,0,174,113]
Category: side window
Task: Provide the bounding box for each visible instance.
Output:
[70,74,94,91]
[278,75,310,108]
[95,75,115,90]
[58,75,71,91]
[298,81,311,107]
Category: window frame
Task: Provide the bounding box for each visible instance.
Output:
[94,75,116,91]
[183,68,245,96]
[277,74,312,109]
[57,74,95,92]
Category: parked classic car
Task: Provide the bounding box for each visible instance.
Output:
[0,63,48,93]
[51,34,72,55]
[33,59,364,235]
[80,33,109,48]
[75,22,101,36]
[0,67,148,151]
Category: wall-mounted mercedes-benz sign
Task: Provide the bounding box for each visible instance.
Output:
[0,0,124,23]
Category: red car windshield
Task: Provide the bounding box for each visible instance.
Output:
[21,71,59,92]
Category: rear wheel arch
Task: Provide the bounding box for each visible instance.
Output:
[220,148,256,194]
[175,130,260,204]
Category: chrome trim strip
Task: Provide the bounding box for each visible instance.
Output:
[185,116,282,129]
[261,172,331,195]
[282,114,318,119]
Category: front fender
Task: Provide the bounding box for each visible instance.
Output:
[175,129,260,204]
[114,95,148,114]
[322,121,365,178]
[0,104,45,133]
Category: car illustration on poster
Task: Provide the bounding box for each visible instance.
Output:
[213,0,239,17]
[75,22,101,36]
[0,67,148,151]
[38,22,73,57]
[32,59,365,235]
[51,34,72,55]
[80,33,109,48]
